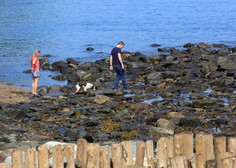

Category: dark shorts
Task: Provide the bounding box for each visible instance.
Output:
[32,70,40,78]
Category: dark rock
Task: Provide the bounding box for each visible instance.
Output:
[38,86,49,96]
[51,61,68,70]
[150,43,161,47]
[139,56,148,63]
[158,48,166,52]
[145,71,162,85]
[66,71,80,83]
[179,117,202,127]
[201,61,218,75]
[215,118,228,125]
[66,58,79,65]
[51,73,67,81]
[23,69,32,74]
[215,57,236,70]
[197,42,211,48]
[217,48,231,55]
[183,43,195,48]
[65,127,94,142]
[206,71,224,79]
[86,47,94,51]
[3,108,28,119]
[134,52,143,56]
[49,85,61,92]
[186,47,204,55]
[213,44,227,48]
[61,85,76,94]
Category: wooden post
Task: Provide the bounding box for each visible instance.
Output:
[100,145,111,168]
[25,148,36,168]
[0,163,11,168]
[221,156,236,168]
[168,156,188,168]
[87,143,100,168]
[111,143,122,168]
[214,136,227,168]
[121,141,134,167]
[196,133,214,168]
[156,136,174,168]
[64,144,75,168]
[12,149,23,168]
[52,145,64,168]
[228,137,236,156]
[77,139,88,168]
[205,160,218,168]
[38,144,49,168]
[135,141,145,166]
[146,140,156,167]
[174,132,193,160]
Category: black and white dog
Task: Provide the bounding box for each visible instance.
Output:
[75,82,96,93]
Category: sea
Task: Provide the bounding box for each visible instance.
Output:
[0,0,236,90]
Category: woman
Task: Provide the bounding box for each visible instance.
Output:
[30,50,40,95]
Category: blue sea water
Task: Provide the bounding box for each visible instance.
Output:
[0,0,236,90]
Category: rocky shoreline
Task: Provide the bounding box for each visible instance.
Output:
[1,42,236,162]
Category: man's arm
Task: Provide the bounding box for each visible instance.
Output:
[109,55,113,70]
[118,53,124,69]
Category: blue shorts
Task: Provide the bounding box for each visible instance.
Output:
[32,70,40,78]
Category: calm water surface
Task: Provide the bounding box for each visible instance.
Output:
[0,0,236,89]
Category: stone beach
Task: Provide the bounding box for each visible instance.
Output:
[1,42,236,163]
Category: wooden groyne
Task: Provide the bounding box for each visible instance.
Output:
[1,132,236,168]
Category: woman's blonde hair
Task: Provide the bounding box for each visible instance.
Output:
[33,50,40,57]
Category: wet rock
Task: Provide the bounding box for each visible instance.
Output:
[145,71,162,85]
[197,42,211,48]
[192,98,215,108]
[150,43,161,47]
[186,47,204,55]
[215,57,236,70]
[156,118,175,131]
[122,52,132,59]
[158,48,166,52]
[51,73,67,81]
[61,85,76,94]
[201,61,218,75]
[49,85,61,92]
[93,95,110,104]
[38,86,49,96]
[183,43,194,48]
[129,103,149,112]
[65,128,89,141]
[86,47,94,51]
[179,117,202,127]
[66,71,80,83]
[51,61,68,70]
[3,108,28,119]
[217,48,231,55]
[213,43,227,48]
[151,126,174,135]
[66,58,78,65]
[167,112,186,119]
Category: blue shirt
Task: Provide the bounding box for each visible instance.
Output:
[111,47,122,66]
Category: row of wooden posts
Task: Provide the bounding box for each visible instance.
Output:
[1,132,236,168]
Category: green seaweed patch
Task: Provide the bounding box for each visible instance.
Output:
[101,120,121,133]
[121,130,139,140]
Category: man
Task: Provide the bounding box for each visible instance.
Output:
[109,41,129,92]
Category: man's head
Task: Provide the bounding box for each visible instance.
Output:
[117,41,125,49]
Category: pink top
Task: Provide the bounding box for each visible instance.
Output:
[31,56,40,70]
